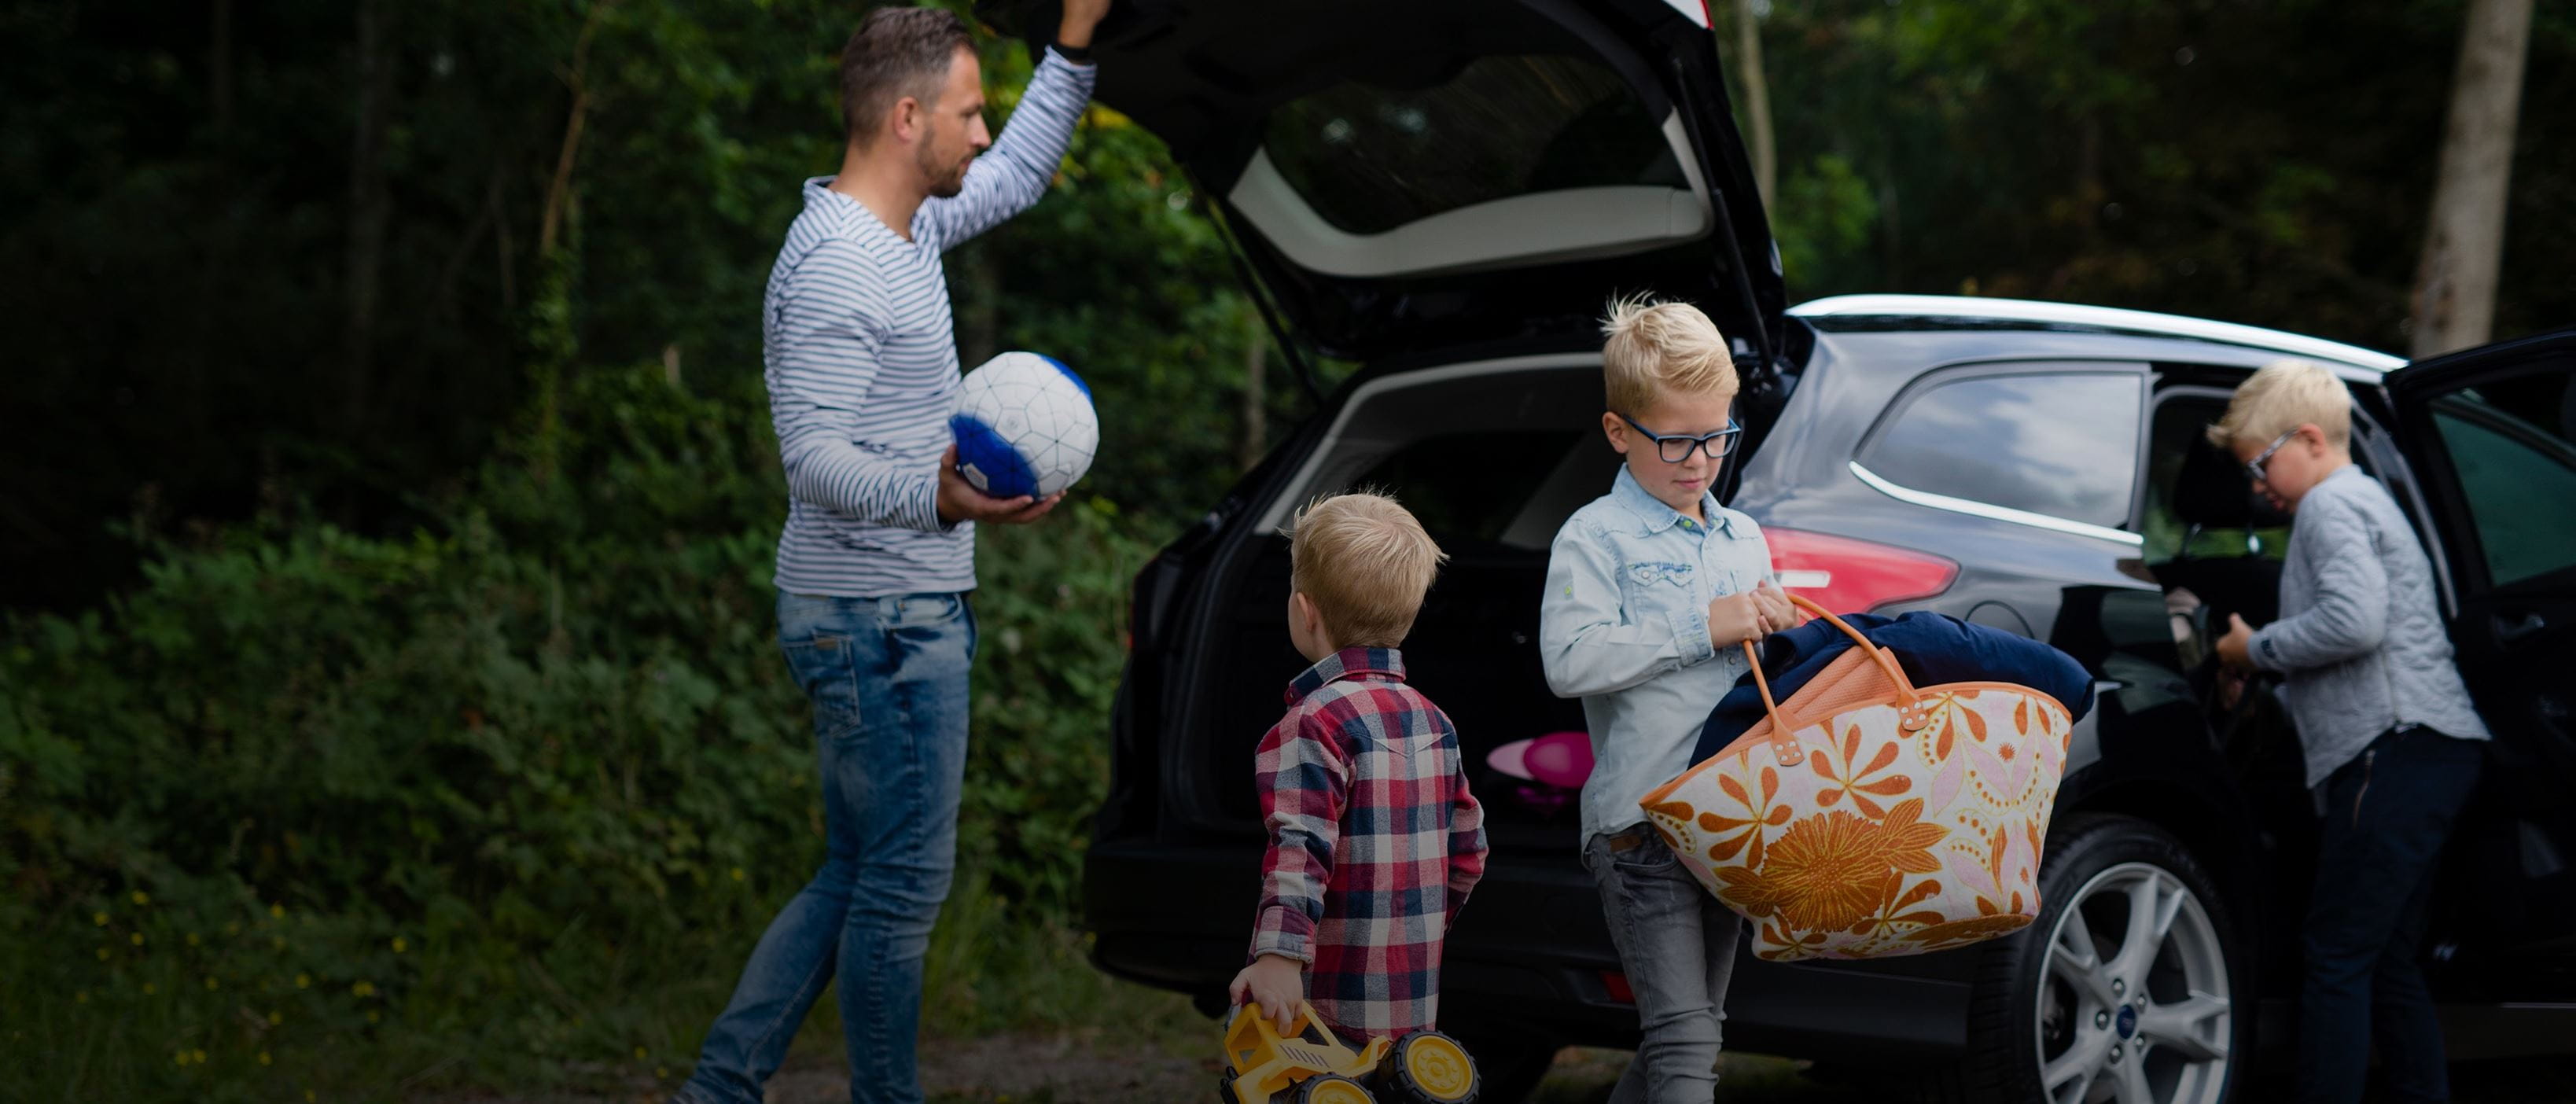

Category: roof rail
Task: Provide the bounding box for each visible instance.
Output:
[1789,294,2406,373]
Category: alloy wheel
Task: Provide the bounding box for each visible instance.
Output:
[2035,861,2234,1103]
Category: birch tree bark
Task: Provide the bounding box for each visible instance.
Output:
[2409,0,2531,358]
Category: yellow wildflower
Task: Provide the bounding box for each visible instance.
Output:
[93,911,107,926]
[131,891,149,906]
[268,1011,283,1025]
[142,983,156,995]
[186,933,201,947]
[74,991,88,1004]
[295,973,310,989]
[131,933,144,946]
[391,937,407,954]
[204,977,219,991]
[96,948,109,962]
[365,1010,379,1024]
[730,867,745,882]
[192,1049,206,1064]
[634,1047,648,1059]
[259,1051,273,1066]
[270,903,285,919]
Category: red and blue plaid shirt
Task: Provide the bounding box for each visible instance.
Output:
[1249,647,1488,1041]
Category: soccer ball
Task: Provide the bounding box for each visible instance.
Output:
[950,351,1099,500]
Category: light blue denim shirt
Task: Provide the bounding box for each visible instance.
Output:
[1540,466,1776,843]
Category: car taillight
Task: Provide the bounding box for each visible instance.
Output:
[1763,526,1959,616]
[1601,970,1636,1005]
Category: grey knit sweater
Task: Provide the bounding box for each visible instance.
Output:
[2250,466,2490,786]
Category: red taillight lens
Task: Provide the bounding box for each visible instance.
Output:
[1601,970,1636,1005]
[1763,526,1959,616]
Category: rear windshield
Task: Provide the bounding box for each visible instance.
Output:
[1262,53,1687,235]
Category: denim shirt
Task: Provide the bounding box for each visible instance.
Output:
[1540,466,1776,842]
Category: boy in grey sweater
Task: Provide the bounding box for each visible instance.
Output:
[2210,359,2490,1104]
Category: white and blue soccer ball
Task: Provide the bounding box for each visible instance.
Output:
[950,351,1099,500]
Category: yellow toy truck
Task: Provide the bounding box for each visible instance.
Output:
[1217,1001,1481,1104]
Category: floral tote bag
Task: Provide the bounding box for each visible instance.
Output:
[1638,594,2075,962]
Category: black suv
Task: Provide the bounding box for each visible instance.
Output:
[984,2,2576,1100]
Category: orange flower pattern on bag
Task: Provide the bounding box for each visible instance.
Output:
[1639,628,2074,962]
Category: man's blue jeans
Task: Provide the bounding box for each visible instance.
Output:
[677,592,977,1104]
[2297,726,2483,1104]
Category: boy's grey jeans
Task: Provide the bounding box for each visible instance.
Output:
[1585,825,1745,1104]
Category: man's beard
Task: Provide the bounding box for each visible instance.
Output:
[922,144,973,198]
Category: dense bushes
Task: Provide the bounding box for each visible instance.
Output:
[0,362,1158,1100]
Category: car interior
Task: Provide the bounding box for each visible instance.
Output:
[1190,366,1611,841]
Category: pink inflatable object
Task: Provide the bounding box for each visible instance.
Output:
[1485,731,1595,789]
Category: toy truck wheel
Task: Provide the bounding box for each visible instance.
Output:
[1217,1073,1244,1104]
[1294,1073,1378,1104]
[1376,1031,1480,1104]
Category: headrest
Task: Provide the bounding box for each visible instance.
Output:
[2172,436,2289,530]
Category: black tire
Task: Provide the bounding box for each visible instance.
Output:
[1294,1073,1378,1104]
[1218,1072,1243,1104]
[1434,1021,1555,1104]
[1954,814,2248,1104]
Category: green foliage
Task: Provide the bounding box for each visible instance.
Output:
[0,0,1275,610]
[1738,0,2576,348]
[0,359,1157,1100]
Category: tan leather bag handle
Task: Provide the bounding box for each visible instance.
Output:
[1737,593,1919,766]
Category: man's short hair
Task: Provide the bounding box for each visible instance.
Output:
[1601,294,1739,415]
[2206,358,2353,449]
[1288,492,1448,649]
[840,6,974,142]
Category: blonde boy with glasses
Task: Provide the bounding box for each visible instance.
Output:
[1539,297,1793,1102]
[2208,359,2489,1104]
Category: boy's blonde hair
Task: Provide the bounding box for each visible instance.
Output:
[2206,358,2353,449]
[1287,491,1448,649]
[1602,295,1739,415]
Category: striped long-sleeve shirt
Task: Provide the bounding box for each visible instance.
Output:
[1249,647,1489,1043]
[765,49,1095,598]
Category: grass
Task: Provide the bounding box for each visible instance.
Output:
[15,876,2574,1103]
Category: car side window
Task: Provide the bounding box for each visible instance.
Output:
[1857,371,2143,530]
[2423,372,2576,589]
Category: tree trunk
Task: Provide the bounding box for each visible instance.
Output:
[343,0,391,428]
[209,0,234,138]
[959,245,1001,370]
[1238,306,1268,473]
[2410,0,2531,358]
[1730,0,1776,205]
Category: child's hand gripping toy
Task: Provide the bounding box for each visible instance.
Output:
[1218,1001,1481,1104]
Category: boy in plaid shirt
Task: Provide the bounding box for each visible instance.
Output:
[1229,492,1490,1043]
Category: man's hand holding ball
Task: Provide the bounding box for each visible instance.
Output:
[938,444,1061,526]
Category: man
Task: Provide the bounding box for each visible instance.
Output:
[672,6,1109,1103]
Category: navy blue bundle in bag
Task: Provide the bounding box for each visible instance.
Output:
[1692,611,2096,764]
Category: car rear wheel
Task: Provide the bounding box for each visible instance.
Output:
[1962,815,2245,1104]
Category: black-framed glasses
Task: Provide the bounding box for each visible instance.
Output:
[1618,413,1742,464]
[2245,428,2298,483]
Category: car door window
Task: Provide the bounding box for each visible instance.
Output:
[2423,377,2576,589]
[1857,371,2143,530]
[2139,394,2291,564]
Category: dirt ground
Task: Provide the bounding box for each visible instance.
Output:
[424,1029,2576,1104]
